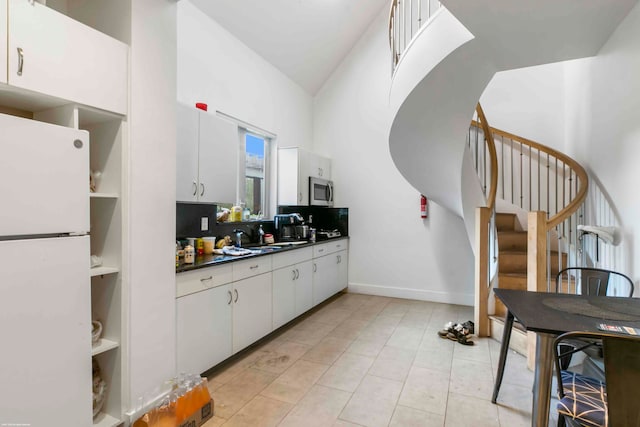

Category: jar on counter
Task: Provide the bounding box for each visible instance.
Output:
[195,238,204,256]
[230,206,242,222]
[184,245,195,264]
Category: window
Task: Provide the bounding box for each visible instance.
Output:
[243,133,268,218]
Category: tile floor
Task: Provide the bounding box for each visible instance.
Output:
[202,292,558,427]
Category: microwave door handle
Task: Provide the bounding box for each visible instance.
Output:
[327,183,333,203]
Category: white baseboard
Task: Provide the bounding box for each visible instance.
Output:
[347,282,474,306]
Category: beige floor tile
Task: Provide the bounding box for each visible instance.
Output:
[399,311,431,329]
[386,326,425,350]
[495,382,533,427]
[358,322,397,340]
[201,415,226,427]
[209,349,271,384]
[448,358,494,400]
[405,300,438,313]
[279,385,352,427]
[252,341,311,374]
[413,345,454,373]
[452,336,491,364]
[379,301,411,317]
[260,359,330,404]
[317,352,375,392]
[302,336,353,365]
[368,355,413,382]
[280,321,335,346]
[212,368,278,419]
[389,405,445,427]
[222,395,292,427]
[349,308,383,322]
[327,318,370,340]
[444,392,499,427]
[377,345,418,362]
[310,307,354,326]
[333,420,364,426]
[398,366,450,415]
[345,335,388,358]
[207,379,225,394]
[339,375,403,427]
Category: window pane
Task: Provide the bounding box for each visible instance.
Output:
[245,134,265,217]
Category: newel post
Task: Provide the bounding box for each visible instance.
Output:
[527,211,547,369]
[475,207,491,337]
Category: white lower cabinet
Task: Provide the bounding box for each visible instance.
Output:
[176,284,232,375]
[272,260,313,329]
[232,273,272,353]
[176,240,348,373]
[313,254,338,306]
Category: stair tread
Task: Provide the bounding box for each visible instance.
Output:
[499,272,527,278]
[489,315,527,333]
[498,230,527,235]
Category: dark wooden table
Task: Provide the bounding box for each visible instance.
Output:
[492,288,640,427]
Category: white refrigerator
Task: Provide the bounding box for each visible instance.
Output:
[0,113,92,426]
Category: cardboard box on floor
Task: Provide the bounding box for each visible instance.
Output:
[132,399,213,427]
[179,399,213,427]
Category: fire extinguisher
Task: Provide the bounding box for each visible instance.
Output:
[420,194,428,219]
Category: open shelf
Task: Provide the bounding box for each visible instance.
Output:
[91,266,120,277]
[92,338,120,357]
[92,411,121,427]
[91,192,119,200]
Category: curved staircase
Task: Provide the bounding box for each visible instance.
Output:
[386,0,638,350]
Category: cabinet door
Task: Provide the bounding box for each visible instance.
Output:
[296,148,310,205]
[313,254,338,306]
[0,113,89,237]
[0,236,92,426]
[8,0,128,114]
[0,0,6,84]
[295,260,313,316]
[309,153,331,180]
[233,273,272,353]
[272,267,296,329]
[177,284,233,375]
[176,103,200,202]
[336,250,348,294]
[199,112,238,204]
[278,147,302,205]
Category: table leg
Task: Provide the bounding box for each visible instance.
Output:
[491,310,514,404]
[532,332,554,427]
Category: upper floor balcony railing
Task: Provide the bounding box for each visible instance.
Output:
[389,0,442,74]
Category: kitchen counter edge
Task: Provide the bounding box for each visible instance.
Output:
[176,236,349,274]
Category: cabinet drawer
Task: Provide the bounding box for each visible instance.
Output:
[313,240,348,257]
[176,264,233,298]
[272,247,313,270]
[232,256,272,281]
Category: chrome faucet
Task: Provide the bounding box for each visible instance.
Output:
[258,224,265,245]
[233,229,244,247]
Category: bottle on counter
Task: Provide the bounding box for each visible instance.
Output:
[184,245,195,264]
[195,238,204,256]
[230,205,242,222]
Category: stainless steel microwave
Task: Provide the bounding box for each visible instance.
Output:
[309,177,334,207]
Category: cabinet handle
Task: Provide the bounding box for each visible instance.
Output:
[17,48,24,76]
[292,269,297,281]
[250,264,259,270]
[313,263,317,273]
[200,183,205,196]
[234,289,238,303]
[337,255,341,264]
[299,192,303,202]
[227,290,232,305]
[296,269,300,280]
[192,181,197,196]
[200,275,213,284]
[318,248,324,253]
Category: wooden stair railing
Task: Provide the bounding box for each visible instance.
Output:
[471,105,589,338]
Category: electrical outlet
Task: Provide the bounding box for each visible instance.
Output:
[201,217,209,231]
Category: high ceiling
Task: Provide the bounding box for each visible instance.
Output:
[189,0,390,95]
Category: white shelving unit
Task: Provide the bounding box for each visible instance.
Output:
[0,0,129,423]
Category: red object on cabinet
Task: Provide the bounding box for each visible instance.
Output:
[195,102,208,111]
[420,195,428,218]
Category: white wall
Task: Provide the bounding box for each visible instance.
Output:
[128,0,177,410]
[480,62,566,151]
[313,9,475,305]
[177,1,313,152]
[564,2,640,281]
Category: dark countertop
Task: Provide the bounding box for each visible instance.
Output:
[176,236,349,274]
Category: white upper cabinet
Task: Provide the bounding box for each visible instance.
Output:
[278,147,331,206]
[176,103,238,204]
[7,0,128,114]
[0,0,7,84]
